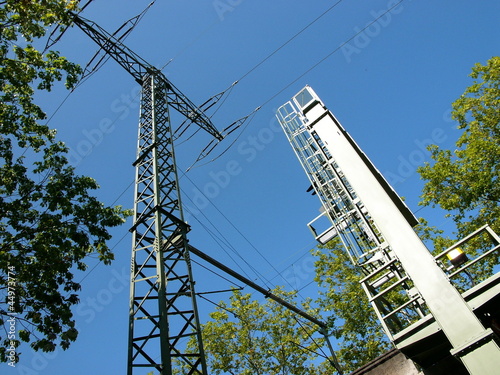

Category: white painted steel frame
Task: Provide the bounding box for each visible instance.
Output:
[279,86,500,374]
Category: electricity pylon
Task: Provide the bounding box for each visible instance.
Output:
[71,14,222,375]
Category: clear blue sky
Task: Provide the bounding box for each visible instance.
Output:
[6,0,500,374]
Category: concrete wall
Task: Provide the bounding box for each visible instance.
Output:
[349,349,423,375]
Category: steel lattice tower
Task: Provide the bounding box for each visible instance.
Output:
[72,14,222,375]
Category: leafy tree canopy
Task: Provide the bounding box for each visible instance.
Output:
[189,240,391,375]
[313,239,391,372]
[312,57,500,371]
[0,0,131,362]
[418,56,500,283]
[418,56,500,241]
[184,287,333,375]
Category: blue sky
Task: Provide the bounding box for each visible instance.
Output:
[5,0,500,374]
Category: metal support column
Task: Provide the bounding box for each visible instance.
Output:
[70,13,224,374]
[128,74,207,374]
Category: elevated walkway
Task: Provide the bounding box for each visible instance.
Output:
[395,253,500,372]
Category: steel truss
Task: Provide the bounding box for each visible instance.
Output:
[127,74,207,374]
[277,86,500,374]
[71,13,222,375]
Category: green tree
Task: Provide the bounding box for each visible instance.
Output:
[184,287,333,375]
[0,0,131,362]
[312,239,391,372]
[418,56,500,276]
[187,242,390,375]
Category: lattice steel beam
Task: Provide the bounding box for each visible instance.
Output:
[127,74,207,375]
[69,13,215,375]
[72,13,223,141]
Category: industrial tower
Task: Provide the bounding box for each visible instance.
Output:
[71,14,223,375]
[65,11,342,375]
[276,86,500,374]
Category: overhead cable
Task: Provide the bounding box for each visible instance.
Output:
[182,1,346,166]
[174,80,239,143]
[236,0,345,83]
[43,2,155,126]
[185,105,260,171]
[79,1,156,82]
[44,0,96,52]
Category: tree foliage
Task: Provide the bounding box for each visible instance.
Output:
[186,287,332,375]
[418,56,500,281]
[312,239,391,372]
[0,0,131,362]
[311,57,500,371]
[175,58,500,375]
[191,241,391,375]
[418,57,500,239]
[195,58,500,374]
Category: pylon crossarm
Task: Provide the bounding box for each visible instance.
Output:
[72,13,152,81]
[71,13,222,141]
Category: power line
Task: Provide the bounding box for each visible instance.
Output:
[44,1,154,127]
[180,170,310,296]
[258,0,407,110]
[180,1,347,168]
[294,316,330,360]
[196,293,240,319]
[182,188,273,288]
[185,107,260,171]
[191,259,244,289]
[60,0,412,320]
[185,0,406,169]
[236,0,345,83]
[71,0,410,307]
